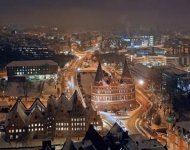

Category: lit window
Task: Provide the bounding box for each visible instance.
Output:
[29,129,30,131]
[16,129,18,133]
[35,124,37,126]
[42,128,44,131]
[9,130,11,133]
[35,128,37,131]
[29,125,30,127]
[19,129,22,132]
[61,127,63,130]
[12,130,14,133]
[32,129,33,131]
[39,128,41,131]
[31,124,33,127]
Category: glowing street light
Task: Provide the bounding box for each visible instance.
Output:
[139,79,144,85]
[76,68,81,72]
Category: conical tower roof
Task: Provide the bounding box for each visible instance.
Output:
[94,62,104,83]
[120,59,132,84]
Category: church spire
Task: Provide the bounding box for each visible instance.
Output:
[94,62,104,83]
[120,59,132,84]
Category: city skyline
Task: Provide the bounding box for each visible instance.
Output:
[0,0,190,30]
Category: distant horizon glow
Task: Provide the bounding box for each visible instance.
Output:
[0,0,190,30]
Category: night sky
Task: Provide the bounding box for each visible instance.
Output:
[0,0,190,30]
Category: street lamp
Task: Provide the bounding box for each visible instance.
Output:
[139,79,144,85]
[2,91,4,100]
[76,68,81,72]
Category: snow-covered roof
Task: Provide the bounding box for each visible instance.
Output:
[28,98,46,112]
[128,134,165,150]
[176,121,190,132]
[28,105,44,122]
[56,93,72,111]
[6,99,27,126]
[6,60,58,67]
[0,101,10,107]
[131,64,160,79]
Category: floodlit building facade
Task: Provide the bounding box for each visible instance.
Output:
[91,60,137,111]
[6,60,58,81]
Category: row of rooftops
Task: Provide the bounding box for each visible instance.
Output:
[5,91,94,126]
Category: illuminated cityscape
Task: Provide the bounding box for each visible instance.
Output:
[1,1,190,150]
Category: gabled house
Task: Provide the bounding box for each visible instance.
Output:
[5,99,27,140]
[4,91,103,141]
[27,105,46,139]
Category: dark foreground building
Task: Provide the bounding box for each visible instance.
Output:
[62,123,167,150]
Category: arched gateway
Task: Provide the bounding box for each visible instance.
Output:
[91,60,137,111]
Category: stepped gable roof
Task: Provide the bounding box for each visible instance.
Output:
[47,95,56,106]
[28,105,44,123]
[86,104,95,117]
[47,95,57,115]
[83,124,109,150]
[70,90,81,105]
[56,93,72,110]
[94,62,104,83]
[6,99,27,126]
[70,91,86,116]
[120,59,132,84]
[62,136,77,150]
[28,98,46,112]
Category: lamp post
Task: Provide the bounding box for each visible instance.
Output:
[139,79,144,85]
[2,91,4,101]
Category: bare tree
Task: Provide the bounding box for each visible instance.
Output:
[17,80,35,101]
[0,80,11,100]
